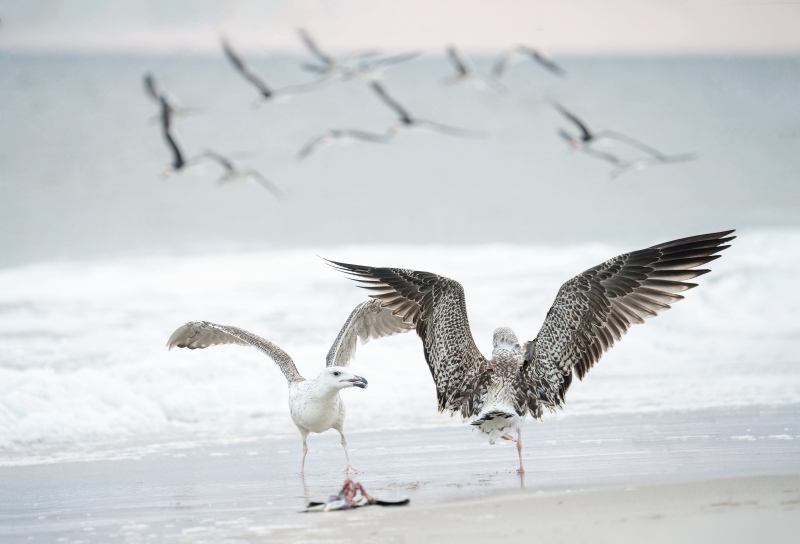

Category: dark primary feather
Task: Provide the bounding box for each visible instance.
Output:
[554,103,593,142]
[203,149,235,172]
[523,47,566,76]
[143,73,160,101]
[446,46,469,77]
[326,259,492,417]
[298,28,334,65]
[370,82,414,125]
[159,96,185,170]
[516,230,735,414]
[221,38,273,98]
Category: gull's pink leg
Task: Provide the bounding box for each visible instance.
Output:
[299,432,309,475]
[340,431,358,474]
[516,429,525,474]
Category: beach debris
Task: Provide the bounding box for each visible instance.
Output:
[304,480,410,512]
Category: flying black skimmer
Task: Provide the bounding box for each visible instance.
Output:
[167,299,414,474]
[143,73,202,175]
[221,37,327,105]
[297,129,392,160]
[342,51,421,82]
[201,150,284,198]
[579,147,698,179]
[554,102,694,160]
[443,45,506,92]
[370,81,487,137]
[492,45,565,79]
[328,230,734,473]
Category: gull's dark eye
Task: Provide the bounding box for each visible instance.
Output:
[333,371,341,377]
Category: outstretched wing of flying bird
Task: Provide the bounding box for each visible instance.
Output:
[513,230,735,415]
[221,38,273,98]
[370,82,414,124]
[554,103,593,142]
[298,28,334,66]
[446,46,469,77]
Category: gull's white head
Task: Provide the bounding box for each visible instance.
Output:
[492,327,521,354]
[317,366,369,390]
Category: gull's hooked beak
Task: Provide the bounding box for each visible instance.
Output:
[341,376,368,389]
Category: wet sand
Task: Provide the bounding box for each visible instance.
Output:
[268,475,800,544]
[1,405,797,543]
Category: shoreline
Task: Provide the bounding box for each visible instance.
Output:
[1,405,797,542]
[263,475,800,544]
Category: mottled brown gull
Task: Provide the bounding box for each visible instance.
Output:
[328,230,735,473]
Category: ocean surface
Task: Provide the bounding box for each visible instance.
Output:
[1,54,799,466]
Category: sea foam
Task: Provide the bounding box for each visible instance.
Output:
[1,230,798,453]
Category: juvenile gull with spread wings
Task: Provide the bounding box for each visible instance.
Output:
[167,299,413,474]
[328,230,734,473]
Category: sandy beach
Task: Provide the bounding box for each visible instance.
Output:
[1,405,797,543]
[2,16,800,544]
[265,475,800,544]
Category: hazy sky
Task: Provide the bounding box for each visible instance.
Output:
[1,0,799,55]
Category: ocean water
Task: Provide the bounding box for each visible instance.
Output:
[1,231,799,462]
[1,54,799,464]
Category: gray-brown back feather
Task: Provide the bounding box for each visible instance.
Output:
[167,321,304,384]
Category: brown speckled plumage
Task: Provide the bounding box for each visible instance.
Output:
[328,230,734,426]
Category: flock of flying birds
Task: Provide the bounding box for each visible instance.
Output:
[144,29,697,198]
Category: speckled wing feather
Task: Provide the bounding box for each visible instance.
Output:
[167,321,304,384]
[327,261,492,417]
[326,299,415,368]
[515,230,734,414]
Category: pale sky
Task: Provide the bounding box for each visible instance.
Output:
[1,0,800,55]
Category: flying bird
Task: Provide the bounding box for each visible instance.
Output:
[221,37,327,104]
[202,150,284,199]
[492,45,565,79]
[158,96,187,172]
[167,299,414,474]
[342,51,421,82]
[328,230,734,473]
[297,129,392,160]
[143,73,201,174]
[554,102,692,160]
[580,147,698,178]
[370,82,487,138]
[443,45,506,92]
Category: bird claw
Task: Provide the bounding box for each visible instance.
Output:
[344,466,360,474]
[500,434,517,443]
